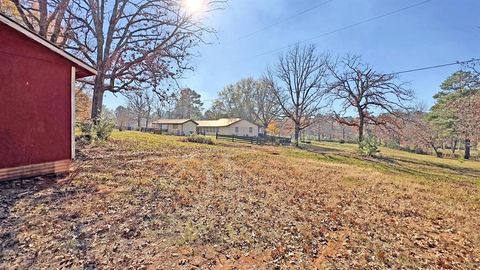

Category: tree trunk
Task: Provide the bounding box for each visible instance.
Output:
[137,116,141,131]
[294,124,300,147]
[91,75,105,121]
[431,143,441,157]
[330,121,334,140]
[464,138,471,160]
[452,139,457,154]
[358,118,364,142]
[357,108,365,142]
[145,106,151,129]
[317,122,321,141]
[38,0,48,38]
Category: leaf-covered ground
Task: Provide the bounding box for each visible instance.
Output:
[1,131,479,269]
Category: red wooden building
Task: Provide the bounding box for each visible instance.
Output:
[0,14,96,181]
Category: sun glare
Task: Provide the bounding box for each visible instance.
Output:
[183,0,203,14]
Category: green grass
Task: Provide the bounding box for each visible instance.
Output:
[112,131,480,185]
[111,130,217,149]
[302,140,480,185]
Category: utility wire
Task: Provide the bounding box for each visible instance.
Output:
[201,58,480,104]
[388,58,480,75]
[237,0,336,40]
[253,0,433,58]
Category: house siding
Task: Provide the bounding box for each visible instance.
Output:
[167,124,181,135]
[198,120,259,136]
[227,120,259,136]
[152,121,197,135]
[182,121,197,135]
[0,22,72,169]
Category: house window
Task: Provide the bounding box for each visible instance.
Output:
[249,127,253,133]
[235,127,239,133]
[173,124,178,129]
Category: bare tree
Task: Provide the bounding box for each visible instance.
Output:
[208,78,256,121]
[6,0,69,44]
[65,0,223,120]
[144,91,155,129]
[328,54,414,142]
[268,44,329,147]
[126,91,148,130]
[114,105,131,130]
[253,77,282,135]
[409,113,443,157]
[154,92,176,119]
[208,77,281,133]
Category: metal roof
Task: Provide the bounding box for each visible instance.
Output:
[196,118,260,127]
[151,119,198,125]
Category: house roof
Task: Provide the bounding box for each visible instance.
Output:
[0,13,96,78]
[151,119,198,125]
[197,118,259,127]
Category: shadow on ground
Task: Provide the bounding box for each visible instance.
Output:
[0,175,96,268]
[301,144,480,183]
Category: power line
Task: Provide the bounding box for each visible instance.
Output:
[388,58,480,75]
[253,0,433,58]
[237,0,336,40]
[200,59,479,106]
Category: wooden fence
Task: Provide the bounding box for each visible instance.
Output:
[128,128,292,146]
[216,134,291,146]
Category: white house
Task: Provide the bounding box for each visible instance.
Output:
[151,119,198,135]
[196,118,260,136]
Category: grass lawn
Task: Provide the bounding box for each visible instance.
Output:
[1,131,479,269]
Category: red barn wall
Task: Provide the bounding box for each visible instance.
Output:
[0,23,72,169]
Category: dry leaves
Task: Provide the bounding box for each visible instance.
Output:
[1,132,479,269]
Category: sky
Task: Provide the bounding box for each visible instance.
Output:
[103,0,480,111]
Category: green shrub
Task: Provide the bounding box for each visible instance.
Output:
[77,117,115,144]
[339,139,345,144]
[358,136,380,156]
[182,135,214,145]
[96,119,115,140]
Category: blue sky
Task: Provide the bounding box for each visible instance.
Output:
[103,0,480,111]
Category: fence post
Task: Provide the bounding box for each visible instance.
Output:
[216,132,218,139]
